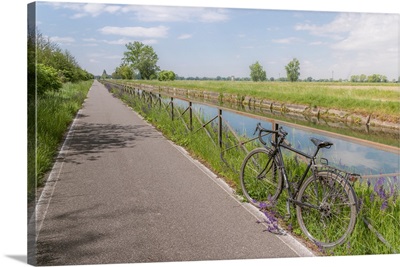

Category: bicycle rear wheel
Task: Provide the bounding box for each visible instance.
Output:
[296,171,357,248]
[240,148,283,208]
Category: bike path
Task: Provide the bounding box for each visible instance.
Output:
[35,80,313,265]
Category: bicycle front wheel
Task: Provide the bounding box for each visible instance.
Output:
[240,148,283,208]
[296,171,357,248]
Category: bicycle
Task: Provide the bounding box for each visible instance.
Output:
[240,123,360,248]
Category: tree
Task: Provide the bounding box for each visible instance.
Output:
[360,74,367,82]
[249,61,267,82]
[112,64,133,79]
[158,70,176,81]
[101,69,108,80]
[285,58,300,82]
[350,75,359,82]
[367,74,387,83]
[33,30,93,83]
[123,41,160,80]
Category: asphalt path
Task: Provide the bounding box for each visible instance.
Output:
[33,80,313,265]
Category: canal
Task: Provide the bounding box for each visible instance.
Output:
[168,96,399,179]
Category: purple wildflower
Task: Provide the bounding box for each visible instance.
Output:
[374,177,384,193]
[358,198,363,209]
[370,193,375,203]
[315,241,325,253]
[374,177,387,201]
[378,187,387,200]
[380,200,388,211]
[262,209,279,233]
[259,202,267,209]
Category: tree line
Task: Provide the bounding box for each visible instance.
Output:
[109,41,396,83]
[28,29,94,98]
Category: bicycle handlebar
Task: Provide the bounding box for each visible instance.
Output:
[253,123,287,145]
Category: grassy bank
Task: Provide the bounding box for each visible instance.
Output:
[107,83,399,256]
[28,80,92,200]
[119,80,400,123]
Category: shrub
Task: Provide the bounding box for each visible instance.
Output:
[36,63,63,96]
[158,70,176,81]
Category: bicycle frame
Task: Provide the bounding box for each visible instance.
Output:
[269,139,324,212]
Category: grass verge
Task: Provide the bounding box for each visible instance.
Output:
[27,80,92,201]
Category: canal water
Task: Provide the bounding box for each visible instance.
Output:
[169,97,399,179]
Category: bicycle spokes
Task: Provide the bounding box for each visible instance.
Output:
[240,148,282,207]
[296,172,357,248]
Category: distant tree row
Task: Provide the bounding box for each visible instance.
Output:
[350,74,389,83]
[109,42,396,83]
[28,29,94,98]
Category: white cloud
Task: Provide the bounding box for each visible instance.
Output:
[82,43,99,47]
[296,13,398,51]
[120,5,229,23]
[125,6,191,22]
[296,13,399,79]
[103,38,159,45]
[141,39,158,45]
[98,26,169,38]
[46,2,120,18]
[198,9,229,23]
[49,36,75,45]
[178,34,192,40]
[272,37,302,44]
[309,41,324,45]
[331,14,398,52]
[48,3,230,23]
[83,38,98,42]
[103,38,130,45]
[48,3,122,19]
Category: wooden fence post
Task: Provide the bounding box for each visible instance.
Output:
[218,109,223,149]
[189,102,193,131]
[171,97,174,121]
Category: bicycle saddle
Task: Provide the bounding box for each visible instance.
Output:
[310,138,333,148]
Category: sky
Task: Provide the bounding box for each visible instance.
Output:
[33,0,399,81]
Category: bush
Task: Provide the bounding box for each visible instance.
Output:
[36,63,63,96]
[158,70,176,81]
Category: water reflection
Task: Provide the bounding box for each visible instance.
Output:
[171,98,399,177]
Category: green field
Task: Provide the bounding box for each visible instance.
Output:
[118,80,400,123]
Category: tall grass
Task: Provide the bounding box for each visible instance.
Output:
[109,84,399,256]
[27,80,92,200]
